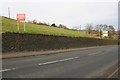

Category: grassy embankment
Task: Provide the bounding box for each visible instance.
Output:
[2,16,99,38]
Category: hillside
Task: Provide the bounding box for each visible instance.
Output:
[2,16,99,38]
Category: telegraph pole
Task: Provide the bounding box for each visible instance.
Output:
[8,7,10,18]
[80,25,81,30]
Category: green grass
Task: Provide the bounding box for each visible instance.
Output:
[2,16,99,38]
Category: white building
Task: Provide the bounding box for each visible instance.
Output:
[102,31,108,37]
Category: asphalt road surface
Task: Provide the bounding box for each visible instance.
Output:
[2,45,118,78]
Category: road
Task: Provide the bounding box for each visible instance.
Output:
[2,45,118,78]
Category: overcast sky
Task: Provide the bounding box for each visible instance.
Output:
[1,0,119,30]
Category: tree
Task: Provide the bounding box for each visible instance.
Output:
[32,20,38,24]
[58,24,67,29]
[94,25,100,36]
[38,22,50,26]
[95,24,116,38]
[108,25,116,38]
[85,24,93,34]
[95,24,104,37]
[51,23,57,27]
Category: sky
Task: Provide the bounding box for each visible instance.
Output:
[0,0,119,30]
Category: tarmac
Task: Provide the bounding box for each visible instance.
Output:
[1,45,109,59]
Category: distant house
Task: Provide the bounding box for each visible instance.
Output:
[102,31,108,38]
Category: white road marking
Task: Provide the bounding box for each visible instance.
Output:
[88,53,98,55]
[0,68,16,72]
[88,51,102,56]
[38,56,79,66]
[107,66,120,78]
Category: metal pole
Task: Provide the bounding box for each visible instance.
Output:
[97,25,100,38]
[17,21,19,31]
[80,25,81,30]
[24,21,26,32]
[8,7,10,18]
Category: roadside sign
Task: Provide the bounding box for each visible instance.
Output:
[16,14,26,32]
[16,14,26,21]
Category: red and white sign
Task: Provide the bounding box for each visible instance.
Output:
[16,14,26,21]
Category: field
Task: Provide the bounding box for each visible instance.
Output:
[2,16,99,38]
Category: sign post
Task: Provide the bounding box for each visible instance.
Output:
[24,21,26,32]
[16,14,26,32]
[17,21,19,31]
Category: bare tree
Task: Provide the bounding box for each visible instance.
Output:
[32,19,38,24]
[85,24,93,34]
[58,24,67,29]
[108,25,116,38]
